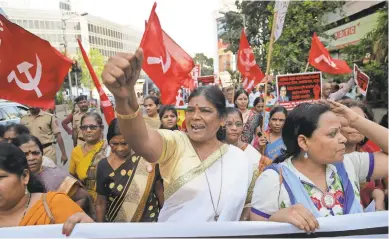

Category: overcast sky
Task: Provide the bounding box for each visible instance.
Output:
[79,0,220,58]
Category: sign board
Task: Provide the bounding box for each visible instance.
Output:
[325,12,380,50]
[276,72,322,110]
[353,64,369,96]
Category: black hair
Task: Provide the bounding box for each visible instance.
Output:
[380,112,388,129]
[5,124,30,135]
[81,112,103,126]
[253,97,265,107]
[0,125,6,138]
[225,107,243,121]
[144,95,160,105]
[269,106,288,119]
[107,118,121,143]
[12,134,44,154]
[188,85,226,141]
[233,89,249,108]
[0,143,45,193]
[274,103,331,163]
[341,100,374,146]
[75,95,88,103]
[159,105,179,131]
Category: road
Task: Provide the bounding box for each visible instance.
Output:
[54,110,108,170]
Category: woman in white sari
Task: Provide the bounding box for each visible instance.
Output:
[102,49,251,222]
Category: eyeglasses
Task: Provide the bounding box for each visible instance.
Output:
[225,122,244,128]
[80,125,101,131]
[110,142,128,147]
[4,137,14,143]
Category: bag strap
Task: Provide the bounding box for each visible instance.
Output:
[42,193,55,224]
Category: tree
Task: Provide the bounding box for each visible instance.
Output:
[220,1,344,74]
[193,53,214,76]
[340,3,388,103]
[77,48,105,90]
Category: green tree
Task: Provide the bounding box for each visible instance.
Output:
[77,48,105,90]
[341,3,388,102]
[193,53,214,75]
[220,1,344,74]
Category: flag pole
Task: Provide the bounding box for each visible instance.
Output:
[261,10,277,135]
[304,62,309,72]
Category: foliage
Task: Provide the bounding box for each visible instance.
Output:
[77,48,105,89]
[226,69,242,85]
[341,3,388,102]
[220,0,344,74]
[193,53,214,76]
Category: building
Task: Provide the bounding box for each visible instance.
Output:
[1,0,142,60]
[323,1,386,54]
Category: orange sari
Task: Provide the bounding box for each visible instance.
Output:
[19,192,83,226]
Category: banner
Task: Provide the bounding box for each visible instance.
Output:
[276,72,322,110]
[353,64,370,96]
[274,0,290,42]
[0,211,387,238]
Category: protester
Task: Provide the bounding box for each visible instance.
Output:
[234,89,262,144]
[159,105,179,131]
[253,106,287,160]
[0,143,93,234]
[69,112,109,201]
[340,100,386,211]
[253,97,265,116]
[249,88,260,107]
[322,78,355,101]
[103,52,251,222]
[250,101,389,234]
[4,124,56,168]
[61,103,79,135]
[143,95,161,129]
[72,95,90,146]
[95,119,162,222]
[12,134,94,216]
[20,107,68,164]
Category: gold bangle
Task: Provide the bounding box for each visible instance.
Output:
[115,105,140,120]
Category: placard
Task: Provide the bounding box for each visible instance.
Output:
[353,64,369,96]
[276,72,322,110]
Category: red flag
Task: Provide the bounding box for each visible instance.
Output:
[0,15,72,108]
[141,3,194,104]
[308,32,352,75]
[182,73,195,91]
[237,29,265,92]
[77,39,115,125]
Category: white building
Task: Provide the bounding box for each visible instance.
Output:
[1,0,142,60]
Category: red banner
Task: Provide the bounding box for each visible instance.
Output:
[353,64,369,96]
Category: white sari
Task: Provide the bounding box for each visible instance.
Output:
[157,130,252,222]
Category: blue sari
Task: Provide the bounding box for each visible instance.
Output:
[264,137,286,161]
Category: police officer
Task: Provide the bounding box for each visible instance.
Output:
[20,107,68,164]
[73,95,90,146]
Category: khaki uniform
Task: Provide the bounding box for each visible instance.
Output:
[73,111,87,146]
[21,111,60,163]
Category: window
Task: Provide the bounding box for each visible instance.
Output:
[45,21,50,29]
[88,23,91,32]
[34,20,39,29]
[0,109,9,121]
[55,21,61,29]
[28,20,34,29]
[16,106,28,116]
[39,21,45,29]
[3,106,21,119]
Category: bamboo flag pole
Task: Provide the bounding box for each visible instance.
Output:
[304,61,310,72]
[261,10,278,132]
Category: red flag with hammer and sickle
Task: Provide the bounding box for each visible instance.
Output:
[0,15,72,108]
[77,39,115,125]
[308,32,352,75]
[237,29,265,93]
[141,2,194,104]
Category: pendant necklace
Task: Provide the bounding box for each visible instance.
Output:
[203,149,223,221]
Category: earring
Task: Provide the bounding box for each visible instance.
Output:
[304,152,308,159]
[25,187,29,195]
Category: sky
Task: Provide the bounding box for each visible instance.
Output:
[79,0,220,59]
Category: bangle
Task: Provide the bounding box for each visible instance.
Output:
[115,105,140,120]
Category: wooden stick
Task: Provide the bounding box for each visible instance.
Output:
[304,62,309,72]
[261,11,277,132]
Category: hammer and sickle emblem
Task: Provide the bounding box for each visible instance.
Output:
[239,48,256,71]
[314,54,338,69]
[147,48,171,74]
[7,54,43,98]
